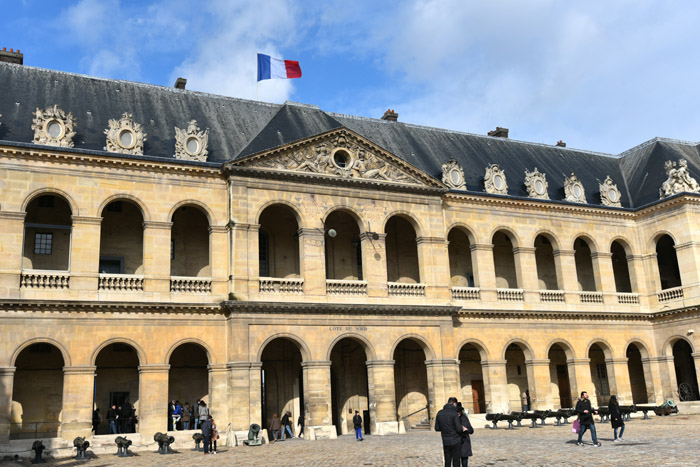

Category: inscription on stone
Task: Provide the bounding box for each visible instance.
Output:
[329,326,368,331]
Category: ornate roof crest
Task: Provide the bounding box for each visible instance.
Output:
[564,172,586,203]
[442,158,466,190]
[104,113,146,155]
[483,164,508,195]
[174,120,209,162]
[659,158,700,199]
[599,175,622,207]
[31,105,77,148]
[524,167,549,199]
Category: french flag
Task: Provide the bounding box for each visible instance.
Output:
[257,53,302,81]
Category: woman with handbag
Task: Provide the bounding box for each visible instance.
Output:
[209,417,219,454]
[608,395,625,442]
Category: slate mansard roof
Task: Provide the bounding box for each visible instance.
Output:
[2,62,700,209]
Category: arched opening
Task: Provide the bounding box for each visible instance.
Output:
[385,216,420,283]
[458,344,485,414]
[330,338,369,435]
[94,343,140,434]
[448,229,475,287]
[673,340,699,401]
[626,344,648,403]
[656,235,682,290]
[11,343,65,439]
[611,241,633,293]
[505,343,529,410]
[535,234,558,290]
[548,344,572,408]
[325,211,362,280]
[168,343,209,430]
[99,200,144,274]
[258,205,300,278]
[588,343,611,405]
[574,238,596,291]
[23,194,72,271]
[261,338,304,437]
[493,231,518,288]
[170,206,210,277]
[393,339,429,429]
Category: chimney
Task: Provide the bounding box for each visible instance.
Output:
[174,77,187,90]
[556,140,566,147]
[381,109,398,122]
[0,47,23,65]
[487,126,509,138]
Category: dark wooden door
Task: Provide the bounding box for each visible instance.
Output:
[471,380,485,413]
[557,365,572,408]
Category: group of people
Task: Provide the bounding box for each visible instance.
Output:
[436,397,474,467]
[574,390,627,446]
[268,411,298,441]
[168,399,210,431]
[104,401,137,434]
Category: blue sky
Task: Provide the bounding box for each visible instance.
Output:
[4,0,700,154]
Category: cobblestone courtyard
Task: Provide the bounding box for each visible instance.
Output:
[8,415,700,466]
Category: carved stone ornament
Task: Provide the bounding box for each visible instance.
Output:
[564,172,586,203]
[599,175,622,207]
[659,158,700,199]
[442,158,466,190]
[483,164,508,195]
[174,120,209,162]
[524,167,549,199]
[31,105,77,148]
[104,113,146,155]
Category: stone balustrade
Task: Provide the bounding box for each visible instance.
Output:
[658,286,684,302]
[170,277,212,294]
[616,292,640,304]
[19,270,70,289]
[497,288,524,301]
[326,279,368,295]
[98,274,144,292]
[259,277,305,294]
[451,286,481,301]
[579,291,604,304]
[539,290,565,303]
[387,282,426,297]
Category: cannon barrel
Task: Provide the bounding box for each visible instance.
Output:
[31,440,46,464]
[73,437,90,460]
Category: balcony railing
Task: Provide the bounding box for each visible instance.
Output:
[20,270,70,289]
[326,279,368,295]
[579,291,604,304]
[497,288,524,301]
[259,277,305,294]
[170,276,212,294]
[388,282,426,297]
[451,286,481,301]
[98,274,144,292]
[658,286,684,302]
[539,290,565,303]
[616,292,640,305]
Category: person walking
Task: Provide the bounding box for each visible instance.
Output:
[269,413,281,441]
[281,411,294,439]
[192,400,200,430]
[107,405,117,434]
[456,403,474,467]
[172,400,182,431]
[608,395,625,442]
[435,396,468,467]
[297,412,305,439]
[201,415,213,455]
[575,391,601,446]
[353,410,364,441]
[92,408,101,434]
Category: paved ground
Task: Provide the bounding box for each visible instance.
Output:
[7,415,700,466]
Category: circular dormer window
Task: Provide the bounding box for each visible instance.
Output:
[573,184,582,198]
[494,174,504,190]
[119,129,135,148]
[535,179,545,195]
[609,188,619,202]
[186,136,200,155]
[333,149,351,169]
[450,169,462,185]
[46,119,64,139]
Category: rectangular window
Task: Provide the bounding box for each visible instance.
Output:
[99,257,124,274]
[596,363,610,395]
[34,232,53,255]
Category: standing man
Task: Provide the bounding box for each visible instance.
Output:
[201,415,213,455]
[281,411,294,439]
[172,400,182,431]
[107,405,117,434]
[353,410,364,442]
[192,400,200,430]
[575,391,601,447]
[435,397,467,467]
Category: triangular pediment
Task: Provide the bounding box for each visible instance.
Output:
[228,128,444,188]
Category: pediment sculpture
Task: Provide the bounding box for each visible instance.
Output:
[599,176,622,207]
[564,172,586,203]
[659,158,700,199]
[442,158,466,190]
[104,113,146,155]
[524,167,549,199]
[32,105,77,148]
[174,120,209,162]
[484,164,508,195]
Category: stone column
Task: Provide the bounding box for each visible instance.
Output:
[142,221,172,295]
[298,228,326,297]
[138,364,170,435]
[361,232,388,298]
[642,252,661,306]
[69,216,102,292]
[209,226,229,297]
[606,358,632,404]
[230,223,255,299]
[693,352,700,394]
[425,359,461,426]
[525,359,553,409]
[481,360,509,413]
[656,356,678,400]
[676,242,700,299]
[0,367,15,444]
[471,244,497,301]
[592,252,616,304]
[569,358,597,406]
[626,254,649,299]
[0,211,25,299]
[366,360,398,435]
[208,364,228,424]
[641,357,666,404]
[301,361,335,439]
[226,362,262,430]
[513,247,539,302]
[61,366,96,440]
[554,250,579,303]
[416,237,451,300]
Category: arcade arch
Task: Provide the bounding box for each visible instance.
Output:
[672,339,699,401]
[330,337,369,435]
[385,216,420,283]
[534,234,559,290]
[325,210,363,280]
[260,337,304,435]
[170,205,210,277]
[656,235,682,290]
[574,237,596,291]
[393,338,430,429]
[168,343,209,429]
[448,228,475,287]
[258,204,300,278]
[99,200,144,274]
[493,230,518,289]
[458,343,486,414]
[611,240,633,293]
[94,342,140,434]
[23,194,72,271]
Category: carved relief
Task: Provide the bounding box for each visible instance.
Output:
[524,167,549,199]
[599,175,622,207]
[104,113,146,155]
[174,120,209,162]
[442,158,466,190]
[659,158,700,199]
[564,172,586,203]
[483,164,508,195]
[31,105,77,148]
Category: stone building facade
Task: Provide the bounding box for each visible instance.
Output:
[1,59,700,445]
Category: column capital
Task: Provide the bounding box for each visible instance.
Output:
[227,361,263,370]
[592,252,612,260]
[425,359,459,368]
[0,211,26,221]
[692,352,700,359]
[513,247,536,255]
[641,356,665,364]
[675,241,700,251]
[71,215,102,225]
[142,220,173,230]
[481,359,507,367]
[525,359,551,367]
[297,228,324,238]
[365,359,395,368]
[569,358,591,365]
[553,249,575,258]
[138,364,170,374]
[63,365,96,375]
[471,243,493,252]
[416,236,446,245]
[0,366,16,376]
[231,223,259,232]
[209,225,228,234]
[208,363,228,373]
[301,360,332,369]
[605,358,628,365]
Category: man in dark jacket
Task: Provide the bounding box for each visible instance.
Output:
[435,397,467,467]
[107,405,117,434]
[457,403,474,466]
[201,415,213,454]
[353,410,363,441]
[575,391,601,446]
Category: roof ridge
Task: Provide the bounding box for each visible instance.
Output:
[617,136,699,158]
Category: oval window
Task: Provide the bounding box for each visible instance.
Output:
[609,189,618,202]
[494,174,504,190]
[573,184,582,198]
[450,169,461,185]
[333,150,349,168]
[535,180,544,194]
[47,120,63,139]
[186,136,200,154]
[119,130,134,148]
